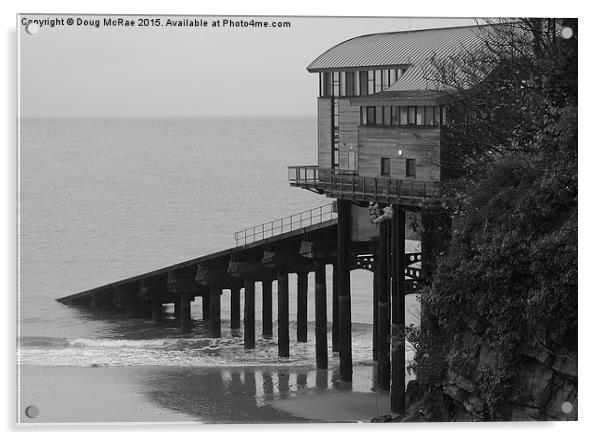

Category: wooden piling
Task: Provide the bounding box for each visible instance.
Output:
[262,280,273,338]
[151,299,163,323]
[180,295,192,334]
[174,298,181,323]
[209,286,221,338]
[332,262,340,352]
[315,261,328,369]
[244,279,255,349]
[377,220,391,390]
[231,288,241,330]
[337,199,352,382]
[278,271,289,357]
[202,295,210,321]
[297,271,308,343]
[390,204,406,414]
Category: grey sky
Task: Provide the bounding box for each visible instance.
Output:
[19,16,478,118]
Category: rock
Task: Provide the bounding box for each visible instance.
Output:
[371,414,392,423]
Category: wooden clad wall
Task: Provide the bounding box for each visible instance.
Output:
[317,98,332,169]
[337,99,361,172]
[357,126,441,181]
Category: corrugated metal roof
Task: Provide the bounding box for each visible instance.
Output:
[307,24,498,95]
[307,24,493,72]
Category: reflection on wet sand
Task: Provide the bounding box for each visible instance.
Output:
[143,366,360,423]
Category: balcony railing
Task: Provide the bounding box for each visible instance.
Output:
[288,165,320,188]
[288,165,439,202]
[234,203,337,246]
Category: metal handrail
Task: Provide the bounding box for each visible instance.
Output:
[234,203,337,246]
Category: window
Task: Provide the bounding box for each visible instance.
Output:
[391,106,399,125]
[368,71,375,94]
[383,106,391,125]
[398,106,407,125]
[406,159,416,178]
[388,69,395,86]
[381,158,391,176]
[366,106,376,125]
[348,149,358,172]
[425,106,435,125]
[416,107,424,125]
[345,72,355,96]
[332,72,340,97]
[407,106,417,125]
[375,70,382,92]
[360,71,368,95]
[339,72,346,96]
[375,107,383,125]
[321,72,331,97]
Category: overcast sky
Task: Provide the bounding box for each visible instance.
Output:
[19,15,478,118]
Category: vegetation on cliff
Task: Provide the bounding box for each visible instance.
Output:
[408,19,577,421]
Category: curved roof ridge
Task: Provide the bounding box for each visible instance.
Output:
[306,23,496,72]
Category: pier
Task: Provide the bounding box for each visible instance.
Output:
[57,201,423,414]
[53,26,487,417]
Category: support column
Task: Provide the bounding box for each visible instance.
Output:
[209,286,221,338]
[180,295,192,334]
[297,271,308,343]
[377,220,391,390]
[332,262,340,353]
[151,298,163,323]
[337,199,352,382]
[244,279,255,349]
[202,295,210,321]
[174,298,181,323]
[262,280,273,338]
[278,271,289,357]
[314,261,328,369]
[230,288,241,331]
[391,205,406,414]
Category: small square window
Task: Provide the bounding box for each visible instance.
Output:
[381,158,391,176]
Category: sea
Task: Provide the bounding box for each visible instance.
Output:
[17,117,420,421]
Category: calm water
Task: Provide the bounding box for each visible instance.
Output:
[18,117,419,369]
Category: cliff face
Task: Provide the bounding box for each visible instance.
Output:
[405,328,577,422]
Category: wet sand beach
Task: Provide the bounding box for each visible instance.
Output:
[19,364,391,424]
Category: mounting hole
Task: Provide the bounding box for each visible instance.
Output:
[25,22,40,35]
[25,405,39,418]
[561,401,573,414]
[560,27,573,40]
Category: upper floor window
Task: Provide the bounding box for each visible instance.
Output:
[319,68,409,97]
[360,105,441,127]
[363,106,377,125]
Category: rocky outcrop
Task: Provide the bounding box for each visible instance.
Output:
[404,330,577,421]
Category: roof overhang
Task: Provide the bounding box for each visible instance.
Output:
[307,64,411,73]
[349,90,451,107]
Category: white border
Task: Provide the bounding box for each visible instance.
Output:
[4,0,597,438]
